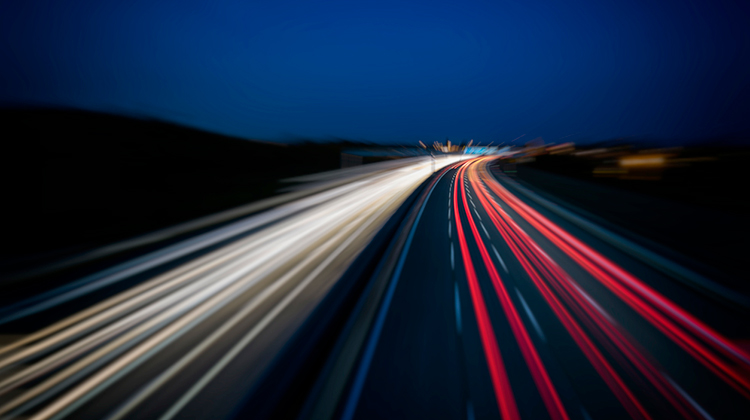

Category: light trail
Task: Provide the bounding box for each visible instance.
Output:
[453,162,520,420]
[0,156,468,419]
[468,158,652,419]
[474,173,695,418]
[3,154,746,419]
[456,163,568,420]
[475,159,750,399]
[302,155,747,420]
[452,157,750,419]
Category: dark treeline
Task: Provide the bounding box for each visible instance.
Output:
[0,108,361,275]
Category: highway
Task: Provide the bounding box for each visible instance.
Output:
[1,156,749,419]
[307,157,750,420]
[0,156,466,419]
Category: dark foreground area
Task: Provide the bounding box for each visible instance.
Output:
[0,111,313,260]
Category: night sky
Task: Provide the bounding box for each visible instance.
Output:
[1,0,748,144]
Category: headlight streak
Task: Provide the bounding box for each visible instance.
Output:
[2,184,394,418]
[2,176,398,390]
[0,185,377,372]
[69,178,406,420]
[0,169,408,327]
[0,156,468,420]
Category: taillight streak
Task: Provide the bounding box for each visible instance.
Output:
[467,161,651,420]
[470,166,703,418]
[478,161,750,399]
[454,163,520,420]
[459,165,569,420]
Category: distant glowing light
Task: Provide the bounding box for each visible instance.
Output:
[619,155,667,167]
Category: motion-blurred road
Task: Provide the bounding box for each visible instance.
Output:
[323,157,750,420]
[0,156,464,419]
[1,156,749,420]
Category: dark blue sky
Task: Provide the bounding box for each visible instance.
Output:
[1,0,748,144]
